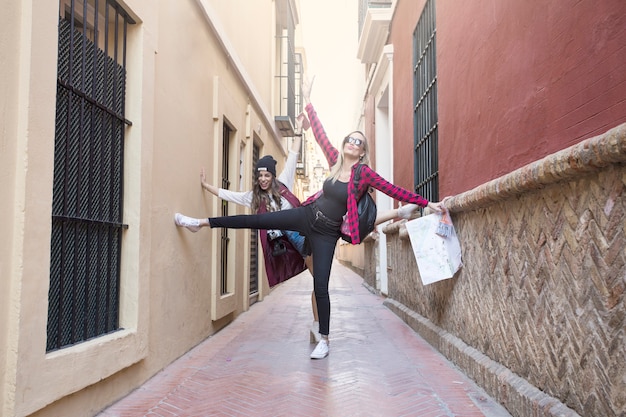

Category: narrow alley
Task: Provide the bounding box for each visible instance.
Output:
[97,262,511,417]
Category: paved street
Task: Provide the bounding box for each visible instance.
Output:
[98,261,511,417]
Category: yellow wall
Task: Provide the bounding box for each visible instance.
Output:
[1,1,298,416]
[0,0,23,413]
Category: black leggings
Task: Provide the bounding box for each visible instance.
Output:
[209,205,340,336]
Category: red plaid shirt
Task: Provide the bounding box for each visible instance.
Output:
[302,103,429,244]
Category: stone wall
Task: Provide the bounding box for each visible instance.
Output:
[335,241,366,277]
[381,124,626,417]
[361,234,378,291]
[337,229,378,291]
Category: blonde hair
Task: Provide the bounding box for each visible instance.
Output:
[327,131,371,182]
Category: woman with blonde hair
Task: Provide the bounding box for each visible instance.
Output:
[176,78,443,359]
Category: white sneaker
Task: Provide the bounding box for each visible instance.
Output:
[398,203,419,219]
[174,213,201,232]
[310,321,321,343]
[310,339,329,359]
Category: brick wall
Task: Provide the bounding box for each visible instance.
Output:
[381,123,626,417]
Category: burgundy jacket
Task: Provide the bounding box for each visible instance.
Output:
[257,183,306,287]
[302,103,429,244]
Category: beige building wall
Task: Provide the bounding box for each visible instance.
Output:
[1,1,303,416]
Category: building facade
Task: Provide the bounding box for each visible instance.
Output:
[0,0,313,416]
[356,0,625,416]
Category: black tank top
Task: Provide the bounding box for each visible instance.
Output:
[315,179,348,221]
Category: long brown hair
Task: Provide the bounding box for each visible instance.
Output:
[251,176,283,212]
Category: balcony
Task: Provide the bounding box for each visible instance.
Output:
[274,115,295,137]
[357,1,393,64]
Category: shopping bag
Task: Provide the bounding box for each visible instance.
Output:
[405,212,462,285]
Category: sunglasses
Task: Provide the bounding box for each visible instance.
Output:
[344,136,364,147]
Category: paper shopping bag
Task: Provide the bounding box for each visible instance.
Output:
[405,213,462,285]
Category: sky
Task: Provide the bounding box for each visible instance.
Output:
[297,0,366,144]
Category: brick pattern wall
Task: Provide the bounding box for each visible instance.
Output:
[382,124,626,417]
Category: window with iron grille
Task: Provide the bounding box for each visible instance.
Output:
[413,0,438,203]
[249,145,260,296]
[220,123,232,295]
[48,0,135,352]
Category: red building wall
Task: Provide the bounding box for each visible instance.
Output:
[389,0,428,195]
[391,0,626,197]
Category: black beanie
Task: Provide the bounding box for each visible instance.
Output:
[256,155,277,177]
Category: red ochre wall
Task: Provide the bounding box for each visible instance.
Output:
[392,0,626,198]
[389,0,427,195]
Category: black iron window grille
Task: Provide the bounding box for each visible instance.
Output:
[249,145,260,296]
[220,123,232,295]
[48,0,135,352]
[413,0,439,203]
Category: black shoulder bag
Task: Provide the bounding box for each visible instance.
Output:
[340,164,377,243]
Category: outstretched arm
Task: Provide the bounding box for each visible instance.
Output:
[359,165,444,213]
[291,113,304,154]
[374,209,398,225]
[374,203,422,225]
[290,135,302,154]
[202,166,254,208]
[200,167,220,196]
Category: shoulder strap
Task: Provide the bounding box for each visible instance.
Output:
[278,181,302,208]
[352,164,365,196]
